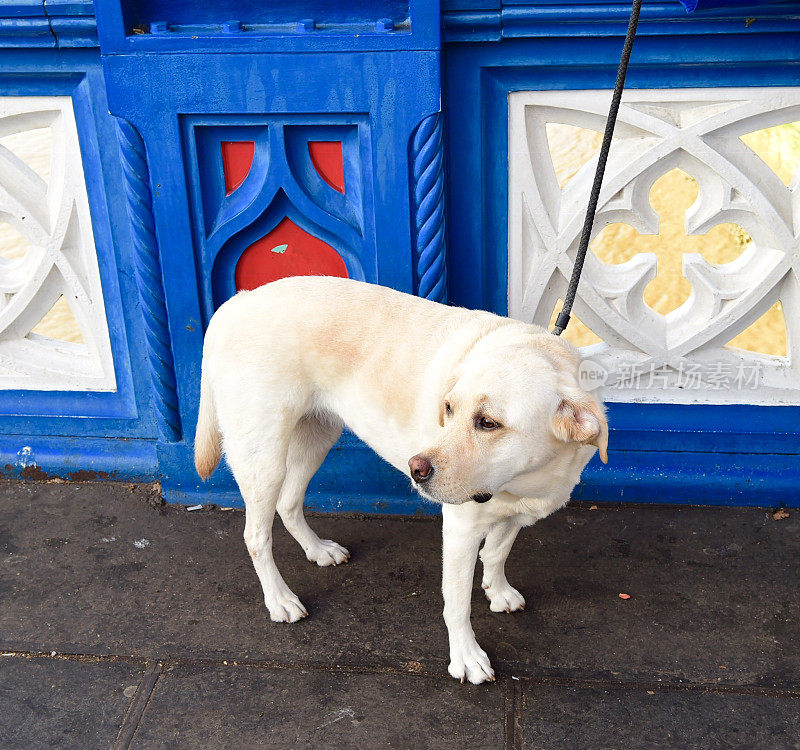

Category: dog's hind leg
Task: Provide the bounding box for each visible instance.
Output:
[226,426,308,623]
[277,414,349,567]
[480,519,525,613]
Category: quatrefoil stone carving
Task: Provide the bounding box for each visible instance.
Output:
[508,88,800,405]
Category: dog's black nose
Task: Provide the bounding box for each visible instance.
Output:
[409,455,434,483]
[472,493,492,504]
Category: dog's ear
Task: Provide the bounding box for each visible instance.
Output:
[438,375,458,427]
[551,391,608,463]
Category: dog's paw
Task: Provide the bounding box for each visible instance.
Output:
[265,589,308,623]
[482,580,525,613]
[305,539,350,567]
[448,641,496,685]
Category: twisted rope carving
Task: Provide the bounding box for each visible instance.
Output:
[117,119,181,442]
[411,113,447,303]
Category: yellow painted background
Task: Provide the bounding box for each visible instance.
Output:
[546,122,800,356]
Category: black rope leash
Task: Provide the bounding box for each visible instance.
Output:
[552,0,643,336]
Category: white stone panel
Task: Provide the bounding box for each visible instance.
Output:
[0,96,115,391]
[508,88,800,405]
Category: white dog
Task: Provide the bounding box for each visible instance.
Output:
[195,276,607,684]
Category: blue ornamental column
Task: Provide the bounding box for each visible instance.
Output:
[94,2,445,505]
[411,113,447,304]
[116,119,181,443]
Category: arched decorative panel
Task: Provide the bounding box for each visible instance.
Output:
[185,118,374,322]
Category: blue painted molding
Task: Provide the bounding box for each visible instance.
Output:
[48,18,97,48]
[116,118,182,443]
[0,434,157,482]
[442,1,800,42]
[410,112,447,303]
[157,436,800,510]
[94,0,440,54]
[0,0,97,47]
[442,12,501,42]
[46,0,97,47]
[0,16,54,46]
[0,2,47,17]
[576,449,800,507]
[5,2,799,48]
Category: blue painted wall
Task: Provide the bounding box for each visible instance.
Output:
[443,3,800,508]
[95,0,444,510]
[0,1,796,508]
[0,48,158,480]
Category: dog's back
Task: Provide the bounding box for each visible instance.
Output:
[194,276,498,478]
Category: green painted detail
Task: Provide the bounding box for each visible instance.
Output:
[270,244,289,254]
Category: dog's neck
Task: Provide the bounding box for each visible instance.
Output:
[498,444,593,508]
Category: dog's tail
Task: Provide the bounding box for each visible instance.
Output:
[194,355,222,480]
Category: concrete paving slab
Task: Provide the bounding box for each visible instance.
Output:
[130,664,506,749]
[0,655,144,749]
[518,681,800,750]
[491,502,800,689]
[0,481,448,672]
[1,481,798,691]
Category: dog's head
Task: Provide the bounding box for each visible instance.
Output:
[408,330,607,505]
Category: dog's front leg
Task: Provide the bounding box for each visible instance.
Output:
[441,506,495,684]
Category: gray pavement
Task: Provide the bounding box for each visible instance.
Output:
[1,480,798,748]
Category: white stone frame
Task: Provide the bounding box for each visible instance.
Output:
[0,96,115,391]
[508,88,800,405]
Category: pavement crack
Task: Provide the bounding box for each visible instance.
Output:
[520,675,800,700]
[111,661,162,750]
[0,650,142,666]
[3,649,799,700]
[504,678,523,750]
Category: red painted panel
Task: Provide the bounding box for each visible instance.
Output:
[221,141,255,195]
[308,141,345,193]
[235,216,349,291]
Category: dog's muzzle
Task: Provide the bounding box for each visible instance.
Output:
[472,493,492,504]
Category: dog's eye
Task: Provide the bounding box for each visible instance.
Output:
[445,401,452,416]
[476,416,500,431]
